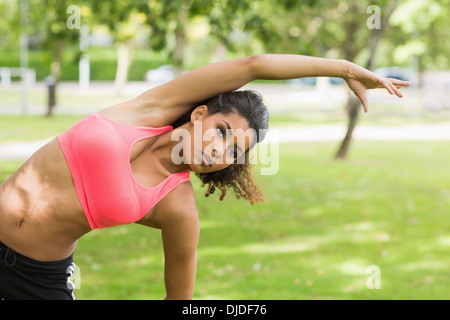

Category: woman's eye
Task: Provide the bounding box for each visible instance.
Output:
[228,148,237,158]
[217,126,225,137]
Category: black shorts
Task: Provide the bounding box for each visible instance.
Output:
[0,241,76,300]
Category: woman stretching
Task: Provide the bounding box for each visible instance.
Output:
[0,54,409,299]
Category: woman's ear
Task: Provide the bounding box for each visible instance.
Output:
[190,105,208,123]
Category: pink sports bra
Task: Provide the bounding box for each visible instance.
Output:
[57,113,190,230]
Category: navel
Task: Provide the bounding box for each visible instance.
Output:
[17,218,25,228]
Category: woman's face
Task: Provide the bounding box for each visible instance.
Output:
[180,105,255,173]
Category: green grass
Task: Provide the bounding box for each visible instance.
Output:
[0,87,135,118]
[1,140,449,299]
[1,108,449,143]
[0,114,85,142]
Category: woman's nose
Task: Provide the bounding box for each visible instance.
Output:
[211,143,224,159]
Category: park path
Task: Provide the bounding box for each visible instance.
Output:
[1,122,449,160]
[1,82,449,160]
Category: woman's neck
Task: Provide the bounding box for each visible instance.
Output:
[147,124,192,175]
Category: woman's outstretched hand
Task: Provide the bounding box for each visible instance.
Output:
[344,62,411,112]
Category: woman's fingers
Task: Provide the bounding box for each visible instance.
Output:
[347,74,410,113]
[380,79,394,95]
[388,78,411,92]
[382,78,410,98]
[355,90,369,113]
[389,80,403,97]
[389,78,411,87]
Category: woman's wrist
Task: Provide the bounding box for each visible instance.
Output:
[343,61,373,81]
[339,59,352,79]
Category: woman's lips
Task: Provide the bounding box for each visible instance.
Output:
[202,153,213,167]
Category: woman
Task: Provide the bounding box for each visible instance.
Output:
[0,54,409,300]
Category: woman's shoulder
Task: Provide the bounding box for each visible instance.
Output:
[97,95,174,128]
[98,84,198,128]
[158,180,198,217]
[152,180,199,231]
[138,180,197,229]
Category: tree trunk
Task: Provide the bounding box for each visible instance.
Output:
[114,42,134,96]
[335,92,361,159]
[334,0,397,159]
[46,40,64,117]
[171,0,189,77]
[333,2,361,158]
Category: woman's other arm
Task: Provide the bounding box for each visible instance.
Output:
[156,184,200,300]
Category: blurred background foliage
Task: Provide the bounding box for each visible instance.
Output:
[1,0,449,82]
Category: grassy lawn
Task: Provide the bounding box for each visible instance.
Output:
[1,140,448,300]
[2,110,450,143]
[0,114,86,142]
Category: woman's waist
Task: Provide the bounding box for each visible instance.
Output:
[0,203,88,261]
[0,181,90,261]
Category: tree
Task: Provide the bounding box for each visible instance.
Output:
[254,0,399,159]
[334,0,398,159]
[87,0,150,95]
[0,0,20,50]
[388,0,450,73]
[142,0,280,75]
[25,0,83,116]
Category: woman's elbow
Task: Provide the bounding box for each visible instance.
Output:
[247,55,263,80]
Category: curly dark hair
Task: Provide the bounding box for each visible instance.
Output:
[171,90,270,205]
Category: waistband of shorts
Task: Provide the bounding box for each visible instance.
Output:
[0,241,73,270]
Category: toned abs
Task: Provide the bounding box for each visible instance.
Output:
[0,139,91,261]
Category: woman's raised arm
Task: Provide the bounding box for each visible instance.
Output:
[142,56,257,113]
[146,55,347,109]
[141,54,409,118]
